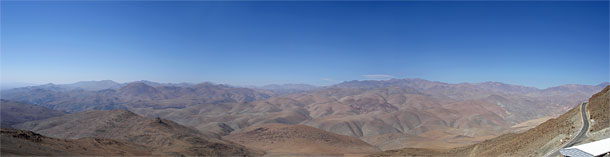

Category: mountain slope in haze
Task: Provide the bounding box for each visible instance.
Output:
[375,85,610,156]
[0,86,128,112]
[1,80,193,91]
[225,123,380,155]
[0,82,38,90]
[258,84,319,95]
[1,128,152,156]
[0,99,66,128]
[60,80,121,90]
[3,80,121,91]
[116,80,195,88]
[13,110,262,156]
[1,82,271,113]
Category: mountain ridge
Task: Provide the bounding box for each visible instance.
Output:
[12,110,263,156]
[2,78,606,151]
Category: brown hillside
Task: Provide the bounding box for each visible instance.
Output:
[0,100,66,128]
[376,103,583,156]
[587,85,610,132]
[225,123,380,155]
[0,128,151,156]
[13,110,262,156]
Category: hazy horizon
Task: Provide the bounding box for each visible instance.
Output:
[2,78,609,91]
[2,1,608,88]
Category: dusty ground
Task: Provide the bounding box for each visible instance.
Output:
[509,116,556,133]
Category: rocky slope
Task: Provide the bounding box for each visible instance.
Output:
[0,99,66,128]
[13,110,262,156]
[578,85,610,144]
[225,123,379,155]
[587,85,610,132]
[1,128,152,156]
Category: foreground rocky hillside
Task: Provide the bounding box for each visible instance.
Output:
[374,85,609,156]
[12,110,262,156]
[587,86,610,132]
[1,128,152,156]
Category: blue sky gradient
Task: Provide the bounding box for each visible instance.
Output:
[1,1,608,88]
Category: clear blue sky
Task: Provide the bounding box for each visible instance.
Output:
[1,1,608,88]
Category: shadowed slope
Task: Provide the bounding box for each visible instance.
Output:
[14,110,262,156]
[0,128,152,156]
[0,100,66,128]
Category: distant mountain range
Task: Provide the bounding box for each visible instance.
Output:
[0,80,196,91]
[0,82,39,90]
[1,81,271,112]
[256,84,319,95]
[1,78,607,150]
[4,79,605,94]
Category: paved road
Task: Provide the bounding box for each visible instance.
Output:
[544,102,589,157]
